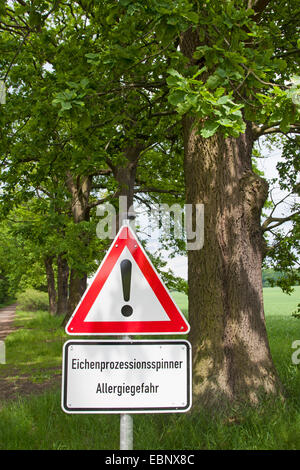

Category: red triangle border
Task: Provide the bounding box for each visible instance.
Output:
[66,226,190,335]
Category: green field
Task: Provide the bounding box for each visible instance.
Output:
[171,286,300,317]
[263,287,299,316]
[0,287,299,450]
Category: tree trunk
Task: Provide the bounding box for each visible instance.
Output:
[183,116,283,408]
[114,145,142,230]
[65,174,91,318]
[67,268,87,313]
[56,253,69,316]
[44,256,57,315]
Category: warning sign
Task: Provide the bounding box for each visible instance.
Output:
[65,225,190,335]
[61,340,192,413]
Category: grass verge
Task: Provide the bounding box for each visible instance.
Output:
[0,288,299,450]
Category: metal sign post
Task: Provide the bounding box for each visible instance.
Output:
[0,341,5,364]
[120,334,133,450]
[0,81,6,105]
[120,218,134,450]
[120,412,133,450]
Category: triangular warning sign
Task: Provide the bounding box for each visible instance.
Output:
[65,224,190,335]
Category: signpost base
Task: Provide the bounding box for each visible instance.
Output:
[0,341,5,364]
[120,413,133,450]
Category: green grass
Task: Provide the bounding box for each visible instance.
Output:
[0,287,299,450]
[263,286,299,316]
[0,310,67,383]
[172,286,300,318]
[171,290,189,314]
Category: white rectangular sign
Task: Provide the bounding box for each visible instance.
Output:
[61,340,192,414]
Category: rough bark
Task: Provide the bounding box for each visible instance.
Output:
[67,269,87,312]
[44,256,57,315]
[184,117,283,408]
[56,253,69,316]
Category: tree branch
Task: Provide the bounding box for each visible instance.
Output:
[88,191,119,210]
[3,30,30,81]
[134,194,154,211]
[253,122,300,140]
[134,187,181,196]
[262,211,300,232]
[105,157,117,173]
[89,81,166,99]
[90,169,113,177]
[263,227,295,256]
[149,110,177,118]
[274,49,300,59]
[36,186,53,198]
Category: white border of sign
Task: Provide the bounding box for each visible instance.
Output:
[61,340,192,414]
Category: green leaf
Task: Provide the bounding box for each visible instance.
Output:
[217,118,233,127]
[61,102,72,110]
[181,11,199,24]
[217,95,231,105]
[206,74,222,90]
[167,68,184,79]
[279,118,291,133]
[80,78,89,88]
[192,66,207,79]
[215,68,227,78]
[168,90,186,106]
[200,121,220,138]
[193,45,210,60]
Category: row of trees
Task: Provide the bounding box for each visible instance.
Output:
[0,0,299,410]
[0,0,187,314]
[262,269,300,288]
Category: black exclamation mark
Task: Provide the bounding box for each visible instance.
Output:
[120,259,133,317]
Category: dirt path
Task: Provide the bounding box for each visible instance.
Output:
[0,303,61,403]
[0,303,18,341]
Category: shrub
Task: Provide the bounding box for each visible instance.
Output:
[16,288,49,312]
